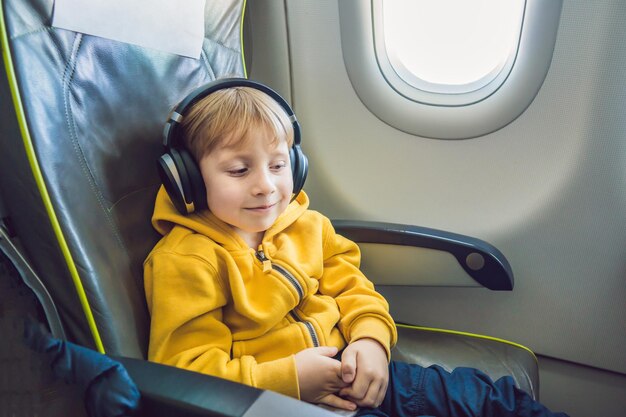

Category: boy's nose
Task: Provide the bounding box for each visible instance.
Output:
[252,170,276,195]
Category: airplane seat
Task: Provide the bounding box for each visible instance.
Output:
[1,0,249,358]
[0,0,538,415]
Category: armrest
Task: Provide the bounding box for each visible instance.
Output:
[332,220,513,291]
[117,357,339,417]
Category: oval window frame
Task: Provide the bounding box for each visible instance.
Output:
[339,0,563,139]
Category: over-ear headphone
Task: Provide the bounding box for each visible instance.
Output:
[157,78,308,214]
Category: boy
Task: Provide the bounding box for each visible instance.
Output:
[145,79,569,417]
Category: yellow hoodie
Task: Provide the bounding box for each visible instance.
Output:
[144,186,397,399]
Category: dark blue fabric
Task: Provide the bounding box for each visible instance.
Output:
[23,318,140,417]
[355,361,569,417]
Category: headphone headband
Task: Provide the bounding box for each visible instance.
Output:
[163,78,302,149]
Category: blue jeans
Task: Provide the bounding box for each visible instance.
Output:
[355,361,569,417]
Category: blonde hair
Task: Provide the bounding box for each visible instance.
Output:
[180,86,294,161]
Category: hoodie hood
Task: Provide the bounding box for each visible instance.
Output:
[151,185,310,250]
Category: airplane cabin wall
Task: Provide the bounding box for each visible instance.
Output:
[246,1,626,415]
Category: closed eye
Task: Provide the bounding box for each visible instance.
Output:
[228,167,248,176]
[271,161,288,171]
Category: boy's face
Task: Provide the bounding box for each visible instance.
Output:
[198,128,294,247]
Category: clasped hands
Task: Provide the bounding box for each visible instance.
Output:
[295,338,389,411]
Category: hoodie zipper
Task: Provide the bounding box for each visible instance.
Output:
[255,250,319,347]
[290,311,320,347]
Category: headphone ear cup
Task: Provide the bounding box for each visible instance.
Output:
[157,148,205,214]
[179,149,207,211]
[158,150,189,214]
[290,144,308,198]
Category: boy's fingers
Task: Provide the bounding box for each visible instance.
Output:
[340,377,369,401]
[376,382,387,407]
[362,380,383,408]
[340,349,356,383]
[340,382,383,409]
[316,346,339,357]
[318,394,357,411]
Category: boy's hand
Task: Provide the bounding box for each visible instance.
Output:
[295,346,357,411]
[339,338,389,409]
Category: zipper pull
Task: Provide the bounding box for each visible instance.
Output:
[256,250,272,273]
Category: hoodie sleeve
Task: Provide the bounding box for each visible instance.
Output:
[144,249,300,398]
[317,218,398,360]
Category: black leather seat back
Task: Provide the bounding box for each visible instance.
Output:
[0,0,245,357]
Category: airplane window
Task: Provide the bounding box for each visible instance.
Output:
[338,0,562,139]
[381,0,525,95]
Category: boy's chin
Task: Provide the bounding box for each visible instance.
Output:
[232,223,272,237]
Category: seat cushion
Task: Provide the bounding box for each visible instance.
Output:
[392,324,539,399]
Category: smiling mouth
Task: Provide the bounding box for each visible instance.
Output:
[246,203,277,211]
